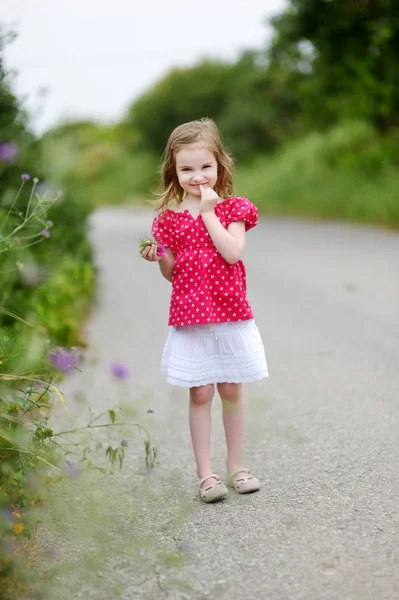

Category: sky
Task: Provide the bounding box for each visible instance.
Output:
[2,0,286,134]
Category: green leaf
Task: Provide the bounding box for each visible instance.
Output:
[0,306,31,325]
[108,409,116,424]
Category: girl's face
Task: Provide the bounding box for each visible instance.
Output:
[175,143,218,199]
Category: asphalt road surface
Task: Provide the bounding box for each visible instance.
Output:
[33,208,399,600]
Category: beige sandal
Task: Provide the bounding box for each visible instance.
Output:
[199,474,228,503]
[227,468,260,494]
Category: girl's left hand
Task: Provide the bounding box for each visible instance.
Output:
[199,185,220,214]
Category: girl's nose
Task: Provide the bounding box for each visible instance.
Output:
[192,174,202,182]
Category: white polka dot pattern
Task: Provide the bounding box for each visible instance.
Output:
[152,197,258,326]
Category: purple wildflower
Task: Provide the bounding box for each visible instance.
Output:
[62,462,81,479]
[21,173,30,181]
[157,244,166,257]
[110,362,130,380]
[0,508,15,523]
[0,142,18,163]
[120,439,129,448]
[49,347,79,371]
[41,229,51,238]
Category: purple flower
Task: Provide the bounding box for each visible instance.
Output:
[157,244,166,257]
[49,347,79,371]
[110,362,130,380]
[120,439,129,448]
[0,508,15,523]
[41,229,51,238]
[21,173,30,181]
[0,142,18,163]
[46,220,54,228]
[62,462,81,478]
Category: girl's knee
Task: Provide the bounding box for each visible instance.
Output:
[217,382,241,402]
[190,384,214,406]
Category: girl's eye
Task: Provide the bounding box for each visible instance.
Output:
[182,168,191,171]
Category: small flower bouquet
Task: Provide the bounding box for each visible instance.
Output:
[138,236,166,257]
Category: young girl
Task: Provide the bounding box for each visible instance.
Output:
[140,118,268,503]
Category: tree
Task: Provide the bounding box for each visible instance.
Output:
[124,61,236,155]
[124,54,304,160]
[0,27,39,190]
[218,51,304,158]
[269,0,399,132]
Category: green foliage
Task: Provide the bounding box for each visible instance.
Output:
[32,2,399,228]
[235,120,399,226]
[124,54,306,160]
[0,374,158,594]
[121,1,399,163]
[218,52,304,157]
[269,0,399,132]
[0,28,158,599]
[41,122,159,206]
[0,28,43,198]
[0,176,95,349]
[25,257,95,347]
[0,28,27,140]
[125,60,236,154]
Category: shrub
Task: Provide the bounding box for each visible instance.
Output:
[235,121,399,227]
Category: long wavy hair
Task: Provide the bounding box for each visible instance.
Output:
[154,118,234,213]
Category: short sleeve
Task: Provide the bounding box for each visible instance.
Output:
[227,197,258,231]
[151,211,174,247]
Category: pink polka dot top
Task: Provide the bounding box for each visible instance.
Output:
[152,197,258,327]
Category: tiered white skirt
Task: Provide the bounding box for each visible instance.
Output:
[161,319,268,387]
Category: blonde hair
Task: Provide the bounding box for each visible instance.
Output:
[154,118,234,212]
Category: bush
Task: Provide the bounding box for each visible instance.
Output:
[41,123,159,208]
[235,121,399,227]
[12,257,95,349]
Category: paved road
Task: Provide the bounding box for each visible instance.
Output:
[35,208,399,600]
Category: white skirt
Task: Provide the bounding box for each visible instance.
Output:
[161,319,268,387]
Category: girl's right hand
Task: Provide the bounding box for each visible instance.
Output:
[139,243,165,262]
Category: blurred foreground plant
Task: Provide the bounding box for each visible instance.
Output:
[0,370,157,595]
[0,177,157,597]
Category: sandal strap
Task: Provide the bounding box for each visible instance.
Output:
[199,473,220,488]
[229,468,250,479]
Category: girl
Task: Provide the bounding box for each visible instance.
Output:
[140,118,268,503]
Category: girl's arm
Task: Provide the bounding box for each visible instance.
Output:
[201,212,246,264]
[199,185,246,264]
[158,247,175,282]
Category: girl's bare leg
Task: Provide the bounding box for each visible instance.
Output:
[189,384,215,481]
[217,382,244,473]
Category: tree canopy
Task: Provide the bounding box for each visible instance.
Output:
[125,0,399,159]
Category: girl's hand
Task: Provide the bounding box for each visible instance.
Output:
[139,242,166,262]
[199,185,220,214]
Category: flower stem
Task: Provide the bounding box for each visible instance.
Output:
[0,182,25,236]
[25,179,38,219]
[53,422,149,437]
